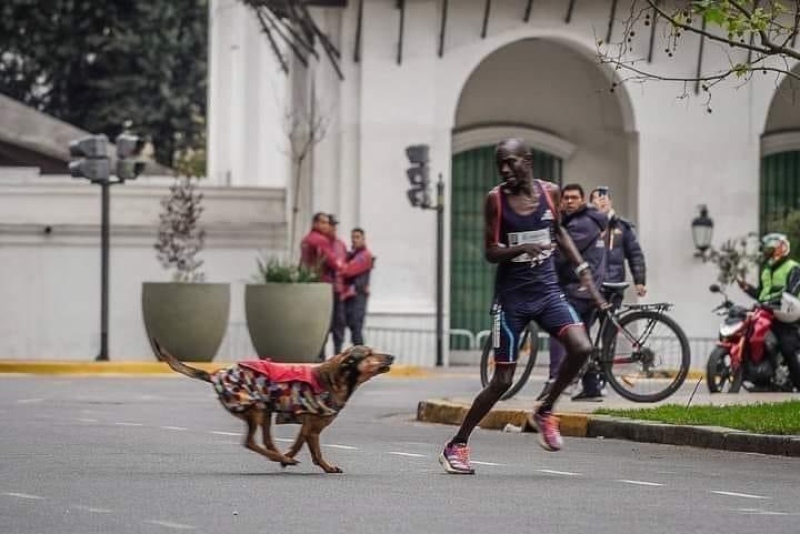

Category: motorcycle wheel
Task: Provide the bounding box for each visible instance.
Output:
[706,346,743,393]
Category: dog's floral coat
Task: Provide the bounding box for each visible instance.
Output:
[210,360,341,421]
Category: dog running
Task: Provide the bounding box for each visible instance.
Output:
[152,338,394,473]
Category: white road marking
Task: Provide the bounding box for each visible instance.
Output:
[77,418,98,423]
[3,492,44,500]
[114,422,143,427]
[275,438,292,443]
[74,505,113,514]
[16,398,45,404]
[737,508,789,516]
[711,491,770,500]
[538,469,582,476]
[617,479,663,487]
[387,452,426,458]
[144,519,196,530]
[161,426,187,431]
[210,431,240,436]
[472,461,504,466]
[325,444,358,450]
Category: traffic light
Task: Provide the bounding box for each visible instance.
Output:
[405,144,431,208]
[68,135,110,182]
[115,134,146,181]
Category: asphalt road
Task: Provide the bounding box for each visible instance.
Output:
[1,372,798,534]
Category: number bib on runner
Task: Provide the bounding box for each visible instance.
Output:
[507,228,552,266]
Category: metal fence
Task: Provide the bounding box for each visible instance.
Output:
[217,322,719,370]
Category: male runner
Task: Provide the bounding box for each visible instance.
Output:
[439,138,608,475]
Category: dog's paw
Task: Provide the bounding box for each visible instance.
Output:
[322,465,343,474]
[280,457,300,467]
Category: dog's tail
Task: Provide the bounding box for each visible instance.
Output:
[151,337,212,383]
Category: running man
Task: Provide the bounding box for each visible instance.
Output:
[439,138,608,475]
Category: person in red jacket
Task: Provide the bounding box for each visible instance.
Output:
[299,212,339,282]
[341,228,375,346]
[327,214,349,354]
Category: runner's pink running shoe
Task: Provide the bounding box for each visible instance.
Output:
[533,409,563,452]
[439,442,475,474]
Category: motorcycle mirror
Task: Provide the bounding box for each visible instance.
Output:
[709,284,721,293]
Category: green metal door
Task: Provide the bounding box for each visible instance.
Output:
[761,151,800,231]
[450,145,562,348]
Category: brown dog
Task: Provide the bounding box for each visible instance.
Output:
[152,338,394,473]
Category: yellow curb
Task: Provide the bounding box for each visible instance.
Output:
[0,360,427,378]
[417,400,590,437]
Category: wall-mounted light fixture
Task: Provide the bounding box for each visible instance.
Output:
[691,204,714,256]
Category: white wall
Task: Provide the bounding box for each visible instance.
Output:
[208,0,290,189]
[0,170,286,360]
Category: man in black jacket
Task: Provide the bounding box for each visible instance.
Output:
[537,183,608,402]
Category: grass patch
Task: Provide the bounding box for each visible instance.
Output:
[596,400,800,435]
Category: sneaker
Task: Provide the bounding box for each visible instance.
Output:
[438,441,475,474]
[532,409,563,452]
[571,390,604,402]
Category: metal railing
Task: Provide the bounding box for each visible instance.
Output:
[217,321,718,370]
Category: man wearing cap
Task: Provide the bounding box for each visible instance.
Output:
[589,187,647,299]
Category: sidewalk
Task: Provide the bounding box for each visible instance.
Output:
[0,360,429,378]
[416,366,800,457]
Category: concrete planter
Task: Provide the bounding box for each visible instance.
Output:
[142,282,231,362]
[245,283,332,363]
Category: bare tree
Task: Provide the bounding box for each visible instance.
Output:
[598,1,800,110]
[284,85,328,262]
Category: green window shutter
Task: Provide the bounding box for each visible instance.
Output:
[761,151,800,232]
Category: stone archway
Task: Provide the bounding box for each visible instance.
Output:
[449,37,637,341]
[762,66,800,232]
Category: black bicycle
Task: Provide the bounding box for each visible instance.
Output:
[479,282,691,403]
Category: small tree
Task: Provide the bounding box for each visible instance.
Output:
[598,1,800,111]
[154,166,207,283]
[284,88,328,262]
[700,232,761,285]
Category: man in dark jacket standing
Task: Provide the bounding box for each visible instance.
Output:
[589,187,647,300]
[537,184,608,401]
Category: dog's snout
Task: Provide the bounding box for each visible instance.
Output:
[385,354,395,364]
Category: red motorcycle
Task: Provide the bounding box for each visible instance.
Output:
[706,284,795,393]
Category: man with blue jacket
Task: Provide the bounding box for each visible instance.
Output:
[537,183,608,402]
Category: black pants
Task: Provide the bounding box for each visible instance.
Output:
[330,297,346,354]
[319,289,347,359]
[345,293,369,346]
[771,321,800,390]
[549,298,599,393]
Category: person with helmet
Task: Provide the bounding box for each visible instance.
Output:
[737,233,800,391]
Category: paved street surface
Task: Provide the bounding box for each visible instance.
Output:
[1,370,798,534]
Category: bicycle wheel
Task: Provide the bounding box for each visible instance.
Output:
[600,310,690,403]
[479,321,539,400]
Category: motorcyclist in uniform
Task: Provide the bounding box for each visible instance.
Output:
[737,233,800,391]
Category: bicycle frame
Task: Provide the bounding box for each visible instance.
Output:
[592,301,675,366]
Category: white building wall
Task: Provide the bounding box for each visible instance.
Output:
[0,170,285,360]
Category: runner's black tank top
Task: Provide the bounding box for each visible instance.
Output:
[494,180,560,298]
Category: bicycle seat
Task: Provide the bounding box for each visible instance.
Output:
[602,282,630,292]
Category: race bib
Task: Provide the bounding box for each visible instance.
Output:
[507,228,553,266]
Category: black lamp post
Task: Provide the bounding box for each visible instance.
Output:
[691,204,714,255]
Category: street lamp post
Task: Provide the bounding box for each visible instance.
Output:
[68,133,146,361]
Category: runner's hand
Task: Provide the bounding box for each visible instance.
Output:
[520,242,552,256]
